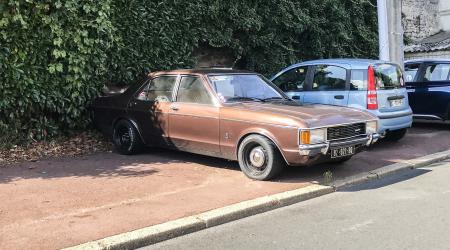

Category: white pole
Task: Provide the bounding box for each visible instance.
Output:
[377,0,390,61]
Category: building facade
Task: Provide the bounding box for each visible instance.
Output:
[402,0,450,59]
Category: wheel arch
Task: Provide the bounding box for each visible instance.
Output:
[236,130,289,165]
[112,117,147,145]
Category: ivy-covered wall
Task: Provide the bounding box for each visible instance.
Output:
[0,0,378,145]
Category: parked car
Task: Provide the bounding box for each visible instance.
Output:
[404,59,450,122]
[271,59,413,141]
[92,69,380,180]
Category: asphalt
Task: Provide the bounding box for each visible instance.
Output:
[143,159,450,250]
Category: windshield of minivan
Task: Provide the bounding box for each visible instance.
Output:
[374,64,403,89]
[208,74,284,102]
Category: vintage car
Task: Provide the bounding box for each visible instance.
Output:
[92,69,380,180]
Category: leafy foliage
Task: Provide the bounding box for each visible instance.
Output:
[0,0,378,145]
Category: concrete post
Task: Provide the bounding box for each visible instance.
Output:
[377,0,405,69]
[377,0,390,61]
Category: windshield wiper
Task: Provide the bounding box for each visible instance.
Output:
[227,97,263,102]
[261,97,287,102]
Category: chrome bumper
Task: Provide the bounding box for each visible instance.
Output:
[298,133,380,156]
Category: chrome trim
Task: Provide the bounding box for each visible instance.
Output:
[413,114,443,121]
[300,119,378,130]
[298,133,380,157]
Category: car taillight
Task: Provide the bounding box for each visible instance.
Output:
[367,66,378,110]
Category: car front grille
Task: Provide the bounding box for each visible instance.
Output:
[327,123,366,141]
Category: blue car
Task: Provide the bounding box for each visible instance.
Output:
[405,59,450,122]
[271,59,413,141]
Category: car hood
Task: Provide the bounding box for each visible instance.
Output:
[223,102,377,128]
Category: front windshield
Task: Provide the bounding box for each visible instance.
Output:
[207,74,284,103]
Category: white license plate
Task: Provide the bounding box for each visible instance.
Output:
[330,146,355,158]
[390,99,403,107]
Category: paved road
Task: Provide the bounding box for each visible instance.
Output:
[144,159,450,250]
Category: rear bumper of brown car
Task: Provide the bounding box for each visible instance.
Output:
[298,133,380,158]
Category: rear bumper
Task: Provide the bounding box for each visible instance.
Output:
[298,133,380,157]
[369,108,413,133]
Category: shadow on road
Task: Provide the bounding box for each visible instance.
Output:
[342,168,432,192]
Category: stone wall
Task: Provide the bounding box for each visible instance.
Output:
[402,0,440,41]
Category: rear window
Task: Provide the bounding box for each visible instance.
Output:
[373,64,403,89]
[350,64,404,90]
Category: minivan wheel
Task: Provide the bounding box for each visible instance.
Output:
[384,128,407,142]
[238,135,285,180]
[113,120,143,155]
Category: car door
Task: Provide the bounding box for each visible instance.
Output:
[303,64,349,106]
[409,63,450,119]
[168,75,220,156]
[405,63,423,115]
[127,75,178,146]
[271,66,310,102]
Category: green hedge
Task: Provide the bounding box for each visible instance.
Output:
[0,0,378,145]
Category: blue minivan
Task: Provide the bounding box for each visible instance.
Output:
[271,59,413,141]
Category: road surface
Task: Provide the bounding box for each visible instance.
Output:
[144,159,450,250]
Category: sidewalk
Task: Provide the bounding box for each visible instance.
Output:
[1,124,449,249]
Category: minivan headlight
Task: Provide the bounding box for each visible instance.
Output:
[300,128,327,144]
[366,121,378,134]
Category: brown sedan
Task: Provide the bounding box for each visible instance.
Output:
[92,69,380,180]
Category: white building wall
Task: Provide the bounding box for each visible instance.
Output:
[440,0,450,31]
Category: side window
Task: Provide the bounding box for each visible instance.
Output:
[404,64,420,82]
[424,64,450,81]
[350,69,368,90]
[272,66,308,92]
[136,76,177,102]
[176,76,212,104]
[312,65,346,91]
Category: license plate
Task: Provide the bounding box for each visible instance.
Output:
[330,146,355,158]
[390,99,403,107]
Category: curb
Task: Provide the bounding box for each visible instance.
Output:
[65,149,450,250]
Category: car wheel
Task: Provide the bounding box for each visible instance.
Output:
[238,134,285,180]
[113,119,143,155]
[384,128,407,142]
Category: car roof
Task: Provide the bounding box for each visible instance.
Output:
[282,58,393,70]
[405,58,450,64]
[150,68,255,76]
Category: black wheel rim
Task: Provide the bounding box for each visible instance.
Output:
[114,125,132,151]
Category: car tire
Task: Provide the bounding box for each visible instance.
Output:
[238,134,285,180]
[112,119,143,155]
[384,128,407,142]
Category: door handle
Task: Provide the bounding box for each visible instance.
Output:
[291,95,300,100]
[334,95,344,100]
[170,106,179,111]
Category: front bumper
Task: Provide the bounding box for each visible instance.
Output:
[298,133,380,157]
